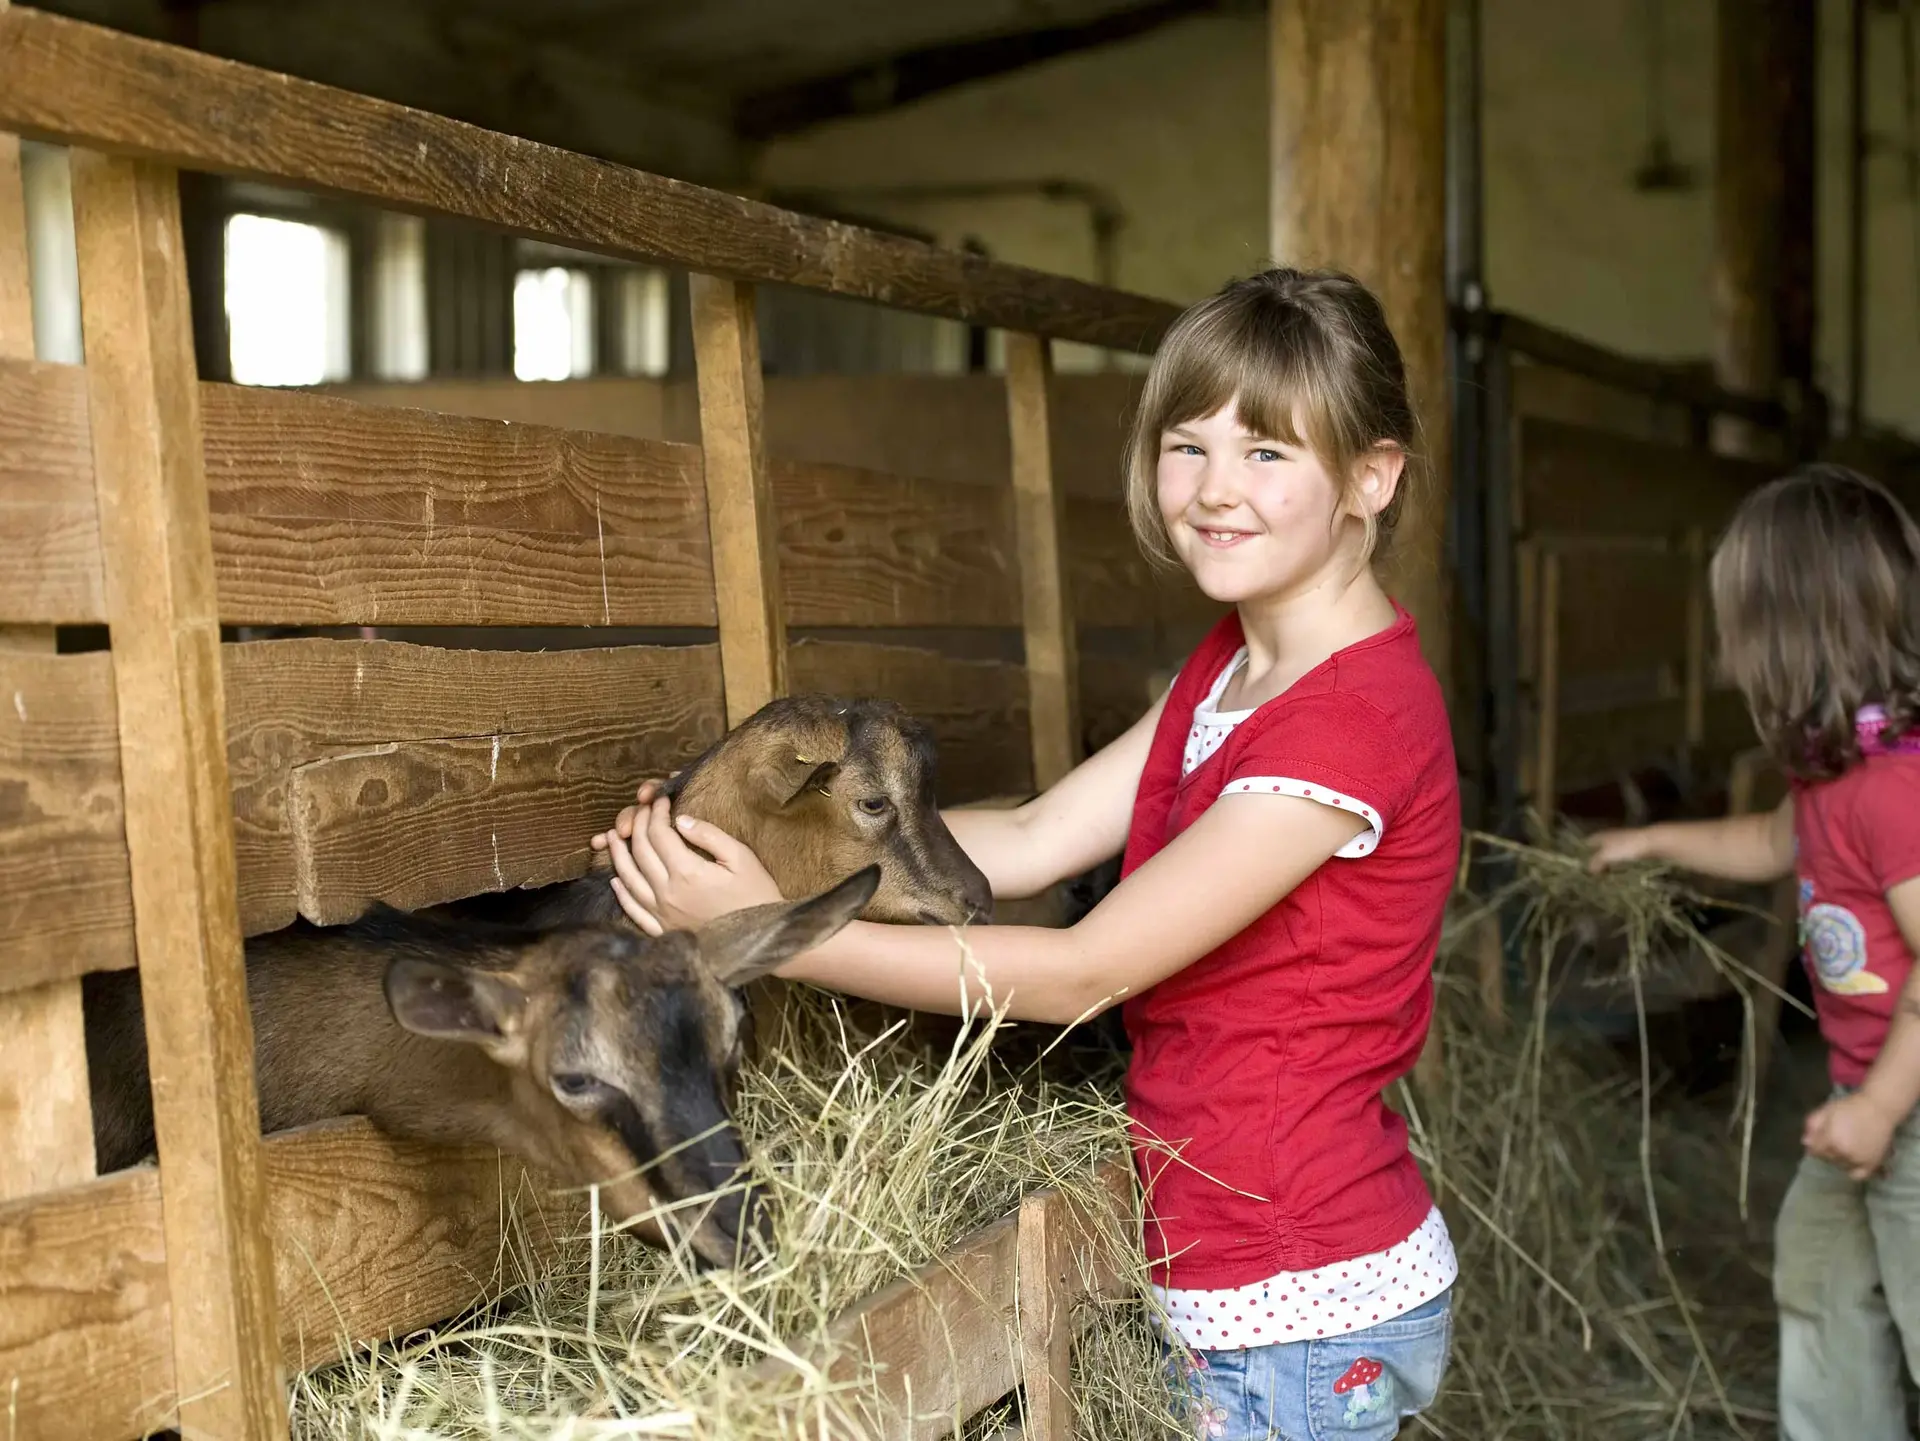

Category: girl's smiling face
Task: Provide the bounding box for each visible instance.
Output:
[1156,400,1380,607]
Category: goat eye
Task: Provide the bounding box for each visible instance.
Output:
[551,1071,604,1101]
[856,797,892,816]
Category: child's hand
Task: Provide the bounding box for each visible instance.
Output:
[601,797,783,936]
[589,776,673,853]
[1802,1091,1902,1181]
[1585,827,1655,873]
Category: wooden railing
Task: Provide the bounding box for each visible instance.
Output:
[0,8,1191,1436]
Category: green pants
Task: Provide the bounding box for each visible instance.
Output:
[1774,1100,1920,1440]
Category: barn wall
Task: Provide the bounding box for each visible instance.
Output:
[755,0,1920,436]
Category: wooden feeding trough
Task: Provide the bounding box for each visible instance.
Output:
[0,9,1216,1434]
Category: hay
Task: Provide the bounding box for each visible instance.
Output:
[287,983,1181,1440]
[287,830,1788,1440]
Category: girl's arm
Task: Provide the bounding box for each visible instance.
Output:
[938,688,1166,899]
[603,787,1367,1026]
[1803,876,1920,1179]
[1587,794,1795,884]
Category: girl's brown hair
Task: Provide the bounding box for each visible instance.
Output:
[1124,267,1425,568]
[1710,463,1920,779]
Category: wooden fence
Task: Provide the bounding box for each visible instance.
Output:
[0,7,1207,1436]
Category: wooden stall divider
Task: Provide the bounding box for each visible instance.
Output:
[1006,333,1079,792]
[691,273,786,723]
[1683,526,1708,754]
[70,151,282,1438]
[0,24,98,1203]
[1533,548,1563,818]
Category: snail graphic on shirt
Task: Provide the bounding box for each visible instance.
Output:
[1797,880,1889,996]
[1334,1356,1391,1423]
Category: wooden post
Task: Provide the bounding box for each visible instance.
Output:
[1711,0,1816,457]
[1016,1188,1076,1441]
[0,10,97,1204]
[690,273,786,724]
[1271,0,1450,695]
[1006,332,1079,792]
[70,151,283,1439]
[1532,550,1562,823]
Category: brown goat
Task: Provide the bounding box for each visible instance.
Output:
[84,866,880,1270]
[460,694,993,932]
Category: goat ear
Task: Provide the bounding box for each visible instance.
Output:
[755,752,841,810]
[384,959,526,1050]
[697,864,880,986]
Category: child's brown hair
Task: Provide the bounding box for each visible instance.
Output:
[1123,267,1425,568]
[1710,463,1920,779]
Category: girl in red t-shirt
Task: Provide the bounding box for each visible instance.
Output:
[597,268,1462,1439]
[1591,465,1920,1441]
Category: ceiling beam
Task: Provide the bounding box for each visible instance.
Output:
[733,0,1234,141]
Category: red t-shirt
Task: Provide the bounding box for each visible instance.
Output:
[1119,605,1460,1290]
[1791,733,1920,1088]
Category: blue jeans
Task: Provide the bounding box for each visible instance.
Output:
[1164,1288,1454,1441]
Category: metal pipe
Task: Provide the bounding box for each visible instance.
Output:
[1848,0,1869,431]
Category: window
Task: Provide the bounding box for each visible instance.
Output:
[614,267,670,377]
[513,267,595,381]
[368,212,428,381]
[224,213,350,386]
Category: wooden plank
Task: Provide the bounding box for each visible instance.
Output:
[789,639,1032,804]
[201,385,714,627]
[0,363,717,627]
[0,978,94,1198]
[0,648,133,985]
[1015,1191,1075,1441]
[0,360,104,625]
[0,1116,582,1441]
[0,6,1178,353]
[70,150,280,1439]
[1517,417,1769,537]
[0,622,99,1203]
[0,640,726,984]
[0,128,30,353]
[1006,334,1078,793]
[773,458,1015,628]
[692,274,786,723]
[227,639,724,931]
[755,1211,1024,1440]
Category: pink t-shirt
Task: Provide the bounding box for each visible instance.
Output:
[1791,708,1920,1087]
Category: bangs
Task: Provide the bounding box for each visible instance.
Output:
[1142,301,1345,463]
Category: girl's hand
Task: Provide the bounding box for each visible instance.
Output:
[1802,1092,1901,1181]
[588,776,673,853]
[600,797,783,935]
[1586,827,1655,873]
